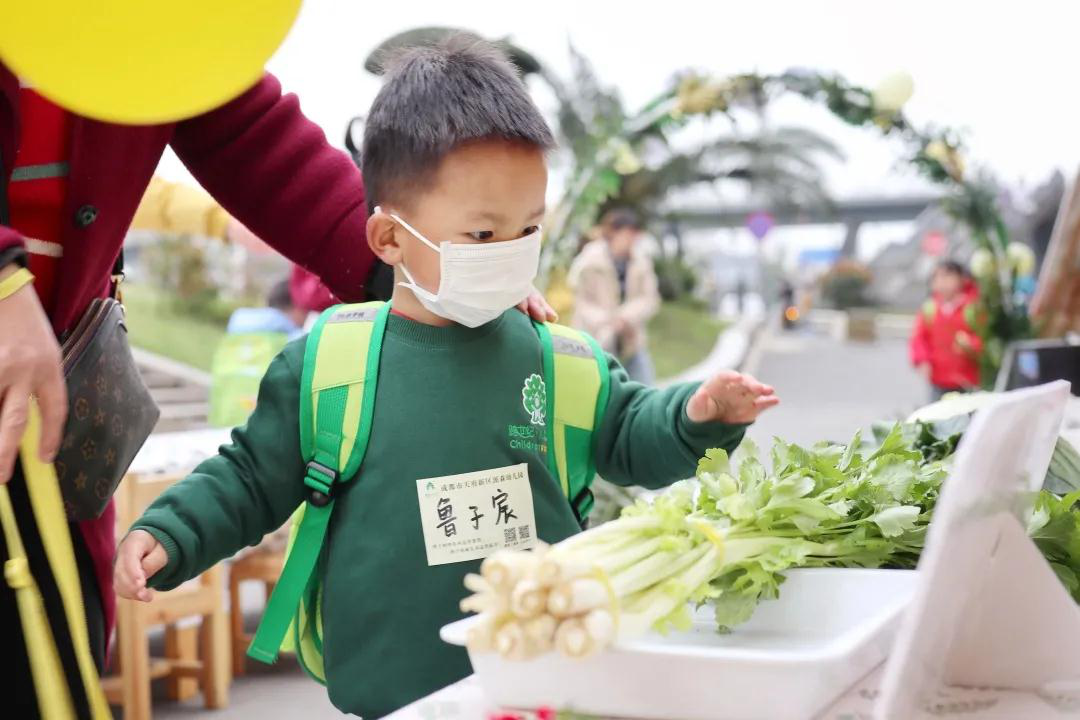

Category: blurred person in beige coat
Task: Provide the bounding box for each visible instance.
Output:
[569,208,661,384]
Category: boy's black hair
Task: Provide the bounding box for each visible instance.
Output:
[936,259,968,278]
[361,35,555,214]
[267,279,293,311]
[600,207,644,233]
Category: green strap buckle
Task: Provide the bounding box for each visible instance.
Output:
[303,461,336,507]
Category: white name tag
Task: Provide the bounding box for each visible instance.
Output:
[416,463,537,566]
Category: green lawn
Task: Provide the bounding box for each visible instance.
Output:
[649,301,726,380]
[122,284,229,371]
[124,285,724,380]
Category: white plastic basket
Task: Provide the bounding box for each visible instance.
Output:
[442,568,916,720]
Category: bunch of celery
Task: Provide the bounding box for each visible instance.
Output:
[463,426,946,659]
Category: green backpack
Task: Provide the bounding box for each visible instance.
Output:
[246,301,611,682]
[208,332,289,428]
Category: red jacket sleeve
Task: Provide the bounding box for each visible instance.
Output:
[909,310,931,367]
[289,265,338,313]
[170,74,373,302]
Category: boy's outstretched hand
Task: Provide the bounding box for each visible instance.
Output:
[686,370,780,425]
[114,529,169,602]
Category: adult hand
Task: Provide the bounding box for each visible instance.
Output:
[686,370,780,425]
[0,265,66,483]
[114,529,168,602]
[517,289,558,323]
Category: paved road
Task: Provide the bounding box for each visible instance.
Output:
[746,325,927,449]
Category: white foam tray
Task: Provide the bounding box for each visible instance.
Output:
[441,568,916,720]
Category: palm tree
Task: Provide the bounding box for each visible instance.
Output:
[541,46,842,278]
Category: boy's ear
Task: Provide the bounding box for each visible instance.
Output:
[367,210,403,266]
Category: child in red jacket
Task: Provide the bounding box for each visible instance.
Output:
[910,260,983,401]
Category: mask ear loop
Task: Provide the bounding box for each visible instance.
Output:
[374,206,444,300]
[374,206,442,253]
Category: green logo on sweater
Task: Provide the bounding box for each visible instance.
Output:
[521,373,546,426]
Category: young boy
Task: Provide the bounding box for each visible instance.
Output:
[909,259,982,400]
[115,39,779,718]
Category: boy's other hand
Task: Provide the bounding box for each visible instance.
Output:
[518,290,558,323]
[115,529,168,602]
[686,371,780,425]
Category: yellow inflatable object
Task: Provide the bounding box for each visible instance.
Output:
[544,267,576,322]
[1,402,112,719]
[132,176,231,239]
[0,0,302,124]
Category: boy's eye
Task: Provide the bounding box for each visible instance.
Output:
[468,230,495,241]
[522,225,540,236]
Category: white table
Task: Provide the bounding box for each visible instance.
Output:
[386,667,1080,720]
[128,427,233,475]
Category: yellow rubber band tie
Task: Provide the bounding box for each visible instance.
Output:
[0,267,35,301]
[691,520,727,564]
[589,566,621,631]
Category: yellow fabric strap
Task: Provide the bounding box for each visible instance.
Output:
[0,485,78,718]
[0,267,35,301]
[0,401,113,719]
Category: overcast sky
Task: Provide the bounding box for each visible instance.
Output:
[157,0,1080,202]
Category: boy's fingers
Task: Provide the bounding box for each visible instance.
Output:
[685,388,716,423]
[143,544,169,576]
[750,379,775,395]
[124,549,146,590]
[700,372,737,398]
[754,395,781,409]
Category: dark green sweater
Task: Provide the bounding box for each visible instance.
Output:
[134,310,745,718]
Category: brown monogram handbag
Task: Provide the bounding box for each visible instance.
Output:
[55,297,160,520]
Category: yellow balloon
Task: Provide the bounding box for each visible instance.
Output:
[0,0,302,124]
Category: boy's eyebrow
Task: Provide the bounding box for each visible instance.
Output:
[470,206,547,223]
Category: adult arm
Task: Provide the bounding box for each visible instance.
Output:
[171,74,374,302]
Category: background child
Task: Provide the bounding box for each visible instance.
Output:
[569,207,662,384]
[910,259,983,400]
[115,38,779,718]
[224,278,307,338]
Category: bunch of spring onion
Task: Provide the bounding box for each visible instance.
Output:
[462,427,947,660]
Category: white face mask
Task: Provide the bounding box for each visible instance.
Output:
[377,207,542,328]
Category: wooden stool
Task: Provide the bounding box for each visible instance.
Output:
[102,473,231,720]
[229,547,284,676]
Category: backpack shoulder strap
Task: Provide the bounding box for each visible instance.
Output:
[300,302,389,486]
[534,321,611,523]
[249,301,389,664]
